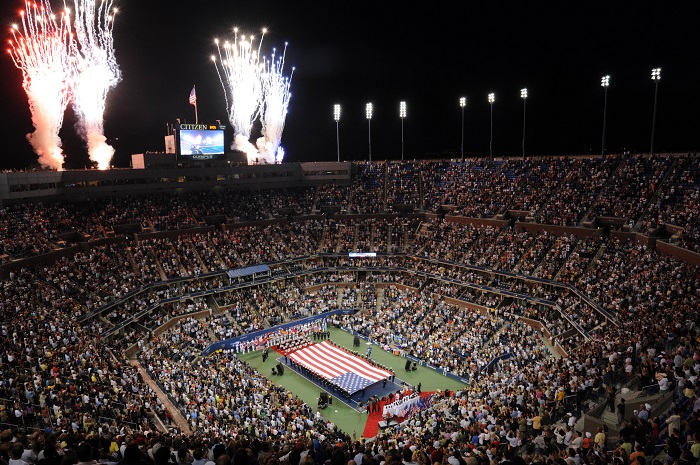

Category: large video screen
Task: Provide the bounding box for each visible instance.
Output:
[178,129,225,158]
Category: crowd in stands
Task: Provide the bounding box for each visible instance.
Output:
[3,155,700,263]
[386,162,421,207]
[4,222,692,364]
[140,346,336,437]
[642,156,700,252]
[586,156,670,225]
[0,268,168,437]
[349,163,386,214]
[1,155,700,465]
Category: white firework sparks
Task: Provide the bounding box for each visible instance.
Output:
[71,0,121,170]
[7,0,73,170]
[258,43,293,164]
[212,28,265,161]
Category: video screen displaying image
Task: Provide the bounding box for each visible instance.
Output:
[178,129,225,156]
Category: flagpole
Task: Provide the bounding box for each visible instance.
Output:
[193,85,199,124]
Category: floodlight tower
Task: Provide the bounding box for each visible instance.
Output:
[399,101,406,161]
[650,67,661,156]
[366,103,373,161]
[520,88,528,158]
[601,75,610,156]
[459,97,466,158]
[488,93,495,158]
[334,104,341,162]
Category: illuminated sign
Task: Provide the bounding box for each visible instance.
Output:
[349,252,377,258]
[178,123,225,131]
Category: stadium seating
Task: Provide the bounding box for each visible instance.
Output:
[0,156,698,465]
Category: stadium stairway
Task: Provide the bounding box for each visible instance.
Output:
[336,287,343,309]
[206,295,221,314]
[125,247,140,275]
[540,336,561,360]
[129,359,192,435]
[579,157,625,224]
[200,317,219,343]
[633,156,681,232]
[187,237,210,274]
[599,407,619,426]
[375,288,384,311]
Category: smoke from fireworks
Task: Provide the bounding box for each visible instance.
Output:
[70,0,121,170]
[213,29,265,162]
[7,0,73,170]
[257,43,293,164]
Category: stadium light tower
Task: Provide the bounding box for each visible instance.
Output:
[650,67,661,156]
[520,88,527,158]
[459,97,466,158]
[488,93,495,158]
[366,103,373,162]
[334,104,341,162]
[601,75,610,156]
[399,101,406,161]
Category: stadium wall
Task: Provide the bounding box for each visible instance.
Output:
[223,218,288,230]
[442,296,490,314]
[610,230,651,247]
[516,222,603,239]
[0,235,126,276]
[444,215,510,228]
[124,308,212,359]
[135,226,216,242]
[656,240,700,266]
[0,162,351,205]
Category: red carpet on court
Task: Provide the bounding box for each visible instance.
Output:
[361,391,433,438]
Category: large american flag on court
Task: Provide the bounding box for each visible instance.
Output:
[288,341,393,394]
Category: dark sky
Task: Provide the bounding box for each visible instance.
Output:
[0,1,698,169]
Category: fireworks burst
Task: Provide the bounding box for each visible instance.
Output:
[257,43,293,164]
[212,28,266,162]
[7,0,73,170]
[70,0,121,170]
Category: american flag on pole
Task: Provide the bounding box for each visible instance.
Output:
[189,86,197,106]
[289,341,393,394]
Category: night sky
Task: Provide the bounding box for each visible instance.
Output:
[0,1,698,170]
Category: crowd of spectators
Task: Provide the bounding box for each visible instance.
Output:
[9,218,688,376]
[3,156,700,263]
[585,156,671,225]
[386,162,421,207]
[641,155,700,252]
[1,155,700,465]
[0,269,167,436]
[349,163,386,214]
